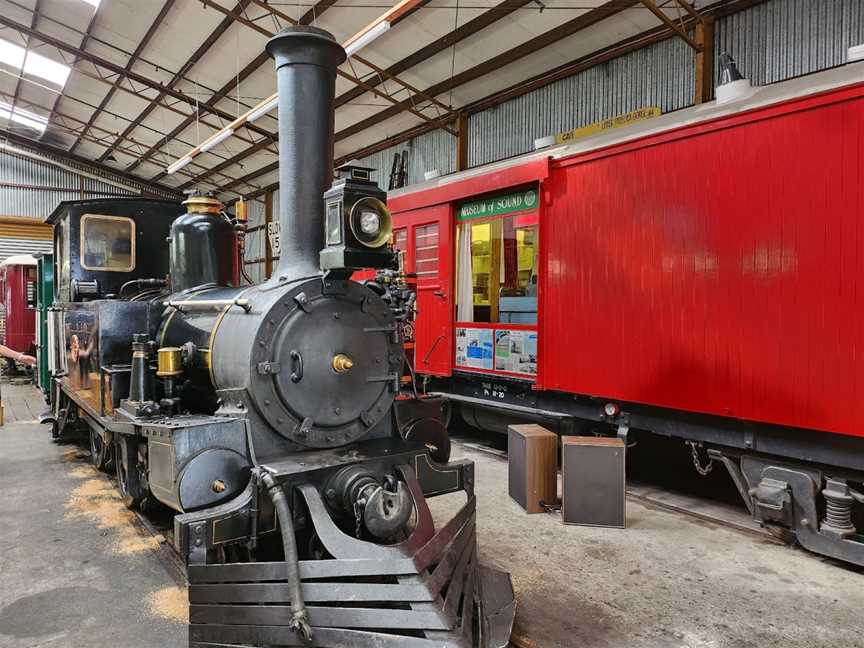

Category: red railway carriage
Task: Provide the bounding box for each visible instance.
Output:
[0,254,37,362]
[389,61,864,566]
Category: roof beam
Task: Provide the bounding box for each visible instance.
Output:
[128,49,270,175]
[334,0,638,143]
[2,91,242,189]
[334,0,534,110]
[132,0,334,176]
[0,127,180,196]
[0,62,244,175]
[250,0,453,116]
[336,0,767,166]
[9,0,40,119]
[43,4,100,131]
[196,0,457,128]
[639,0,701,51]
[296,0,339,26]
[0,13,277,148]
[96,0,255,163]
[68,0,176,155]
[175,0,459,189]
[218,159,278,192]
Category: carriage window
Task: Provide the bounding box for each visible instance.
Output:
[80,215,135,272]
[456,212,538,324]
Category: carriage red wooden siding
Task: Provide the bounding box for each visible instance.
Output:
[389,78,864,439]
[0,259,37,355]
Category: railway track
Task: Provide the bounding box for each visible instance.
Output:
[129,502,187,586]
[453,438,787,546]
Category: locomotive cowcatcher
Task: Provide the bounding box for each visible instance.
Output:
[388,57,864,567]
[45,26,514,648]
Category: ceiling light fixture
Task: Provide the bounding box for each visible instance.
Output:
[166,154,194,175]
[199,127,235,153]
[344,20,390,57]
[246,95,278,124]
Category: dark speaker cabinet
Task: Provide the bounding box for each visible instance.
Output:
[508,424,557,514]
[561,436,626,528]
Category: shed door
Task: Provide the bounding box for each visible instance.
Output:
[398,205,453,377]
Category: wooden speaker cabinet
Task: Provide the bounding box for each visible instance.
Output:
[561,436,626,528]
[508,424,557,514]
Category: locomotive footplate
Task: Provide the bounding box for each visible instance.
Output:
[176,444,515,648]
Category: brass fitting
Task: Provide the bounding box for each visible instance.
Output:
[156,347,183,377]
[182,195,223,214]
[332,353,354,374]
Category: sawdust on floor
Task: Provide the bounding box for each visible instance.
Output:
[147,586,189,624]
[64,476,160,556]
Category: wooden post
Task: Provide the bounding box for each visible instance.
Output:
[695,17,715,104]
[489,218,501,322]
[456,113,469,172]
[264,191,273,279]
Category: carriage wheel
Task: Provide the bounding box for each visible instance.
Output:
[116,437,146,510]
[89,427,111,471]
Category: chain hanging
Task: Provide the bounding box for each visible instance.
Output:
[687,441,714,476]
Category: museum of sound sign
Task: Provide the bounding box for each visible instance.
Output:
[457,187,539,222]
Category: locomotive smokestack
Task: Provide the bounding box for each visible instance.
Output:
[265,27,346,277]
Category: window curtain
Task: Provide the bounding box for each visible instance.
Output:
[456,222,474,322]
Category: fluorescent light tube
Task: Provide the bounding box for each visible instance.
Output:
[200,128,234,153]
[166,154,193,175]
[247,95,278,124]
[344,21,390,57]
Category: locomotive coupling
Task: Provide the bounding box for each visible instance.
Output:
[327,465,413,540]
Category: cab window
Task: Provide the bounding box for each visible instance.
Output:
[80,215,135,272]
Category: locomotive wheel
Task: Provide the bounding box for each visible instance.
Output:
[115,437,146,510]
[89,428,112,472]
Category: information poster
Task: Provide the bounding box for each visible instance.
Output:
[455,327,493,370]
[494,329,537,375]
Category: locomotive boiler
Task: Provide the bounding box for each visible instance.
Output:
[47,25,514,647]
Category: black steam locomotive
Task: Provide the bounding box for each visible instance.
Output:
[45,26,514,647]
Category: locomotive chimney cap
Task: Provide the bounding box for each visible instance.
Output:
[265,25,346,68]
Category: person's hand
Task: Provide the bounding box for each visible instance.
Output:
[17,353,36,366]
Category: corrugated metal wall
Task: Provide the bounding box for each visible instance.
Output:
[716,0,864,85]
[242,197,269,284]
[0,150,135,219]
[469,35,695,167]
[0,141,175,263]
[0,239,52,263]
[358,0,864,186]
[354,128,457,191]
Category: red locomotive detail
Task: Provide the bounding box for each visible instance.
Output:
[389,61,864,566]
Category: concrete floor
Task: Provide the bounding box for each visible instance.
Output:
[2,382,863,648]
[0,384,185,648]
[431,443,864,648]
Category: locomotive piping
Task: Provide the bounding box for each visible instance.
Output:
[259,470,311,641]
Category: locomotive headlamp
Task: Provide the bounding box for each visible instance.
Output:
[350,197,391,248]
[320,163,396,271]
